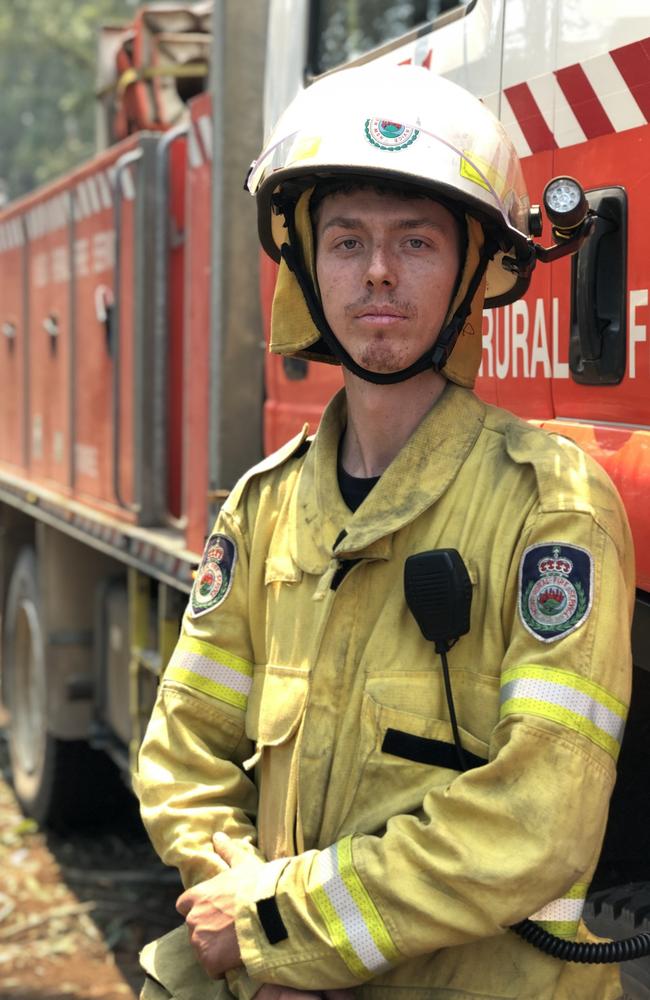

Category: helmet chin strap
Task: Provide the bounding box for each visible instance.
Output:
[279,199,497,386]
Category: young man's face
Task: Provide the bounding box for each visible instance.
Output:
[314,188,461,375]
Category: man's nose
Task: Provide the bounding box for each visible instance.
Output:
[364,244,396,287]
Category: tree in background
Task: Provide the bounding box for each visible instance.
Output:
[0,0,137,201]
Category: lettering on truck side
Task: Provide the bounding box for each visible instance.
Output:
[481,291,649,381]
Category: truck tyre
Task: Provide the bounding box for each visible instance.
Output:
[2,547,124,830]
[585,883,650,999]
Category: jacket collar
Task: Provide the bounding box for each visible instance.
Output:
[288,382,486,575]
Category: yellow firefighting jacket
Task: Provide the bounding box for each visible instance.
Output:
[137,383,634,999]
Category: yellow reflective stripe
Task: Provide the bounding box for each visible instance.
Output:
[529,882,588,940]
[565,882,590,901]
[311,883,369,980]
[175,635,253,677]
[503,697,620,759]
[164,666,247,710]
[337,837,399,963]
[312,837,399,976]
[500,664,626,761]
[165,637,253,711]
[502,665,626,717]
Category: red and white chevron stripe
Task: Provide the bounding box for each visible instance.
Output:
[503,36,650,156]
[187,112,213,169]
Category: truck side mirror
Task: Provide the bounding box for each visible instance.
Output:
[570,186,627,385]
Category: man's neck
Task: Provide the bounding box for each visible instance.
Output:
[340,368,447,478]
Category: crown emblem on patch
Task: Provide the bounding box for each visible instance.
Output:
[537,546,573,576]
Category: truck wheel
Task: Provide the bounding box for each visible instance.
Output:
[585,883,650,999]
[3,547,123,830]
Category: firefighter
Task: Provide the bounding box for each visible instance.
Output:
[136,64,633,999]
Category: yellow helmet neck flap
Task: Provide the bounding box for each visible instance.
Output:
[273,186,498,387]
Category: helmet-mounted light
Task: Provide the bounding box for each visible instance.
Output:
[543,176,589,236]
[506,175,593,276]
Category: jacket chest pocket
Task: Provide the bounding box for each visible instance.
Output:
[261,553,312,671]
[245,665,309,751]
[245,664,309,858]
[338,673,490,838]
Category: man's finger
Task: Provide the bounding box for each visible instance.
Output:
[211,854,231,874]
[176,886,197,916]
[212,831,235,866]
[212,831,254,868]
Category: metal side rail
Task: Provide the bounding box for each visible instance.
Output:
[0,468,200,592]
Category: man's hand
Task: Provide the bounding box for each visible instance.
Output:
[176,871,241,978]
[176,833,259,979]
[178,834,356,994]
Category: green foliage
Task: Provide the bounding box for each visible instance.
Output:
[0,0,137,201]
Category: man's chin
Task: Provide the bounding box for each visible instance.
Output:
[357,349,410,375]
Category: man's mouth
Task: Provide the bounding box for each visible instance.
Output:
[355,306,408,325]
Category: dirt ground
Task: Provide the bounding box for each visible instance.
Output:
[0,732,182,1000]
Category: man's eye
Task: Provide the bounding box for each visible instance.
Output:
[337,238,360,250]
[407,238,426,249]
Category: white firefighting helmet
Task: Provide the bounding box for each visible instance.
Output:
[246,63,536,386]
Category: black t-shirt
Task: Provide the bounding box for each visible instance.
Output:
[337,440,380,512]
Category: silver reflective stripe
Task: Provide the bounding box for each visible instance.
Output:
[530,897,585,922]
[317,846,391,975]
[170,649,252,696]
[500,677,624,743]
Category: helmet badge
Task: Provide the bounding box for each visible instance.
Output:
[364,117,420,151]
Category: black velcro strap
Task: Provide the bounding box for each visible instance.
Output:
[256,896,288,945]
[382,727,487,771]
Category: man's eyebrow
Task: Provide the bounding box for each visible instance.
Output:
[320,216,444,233]
[320,216,362,233]
[395,218,445,231]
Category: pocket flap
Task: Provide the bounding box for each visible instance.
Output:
[264,551,302,585]
[361,683,490,765]
[373,699,489,763]
[246,666,309,746]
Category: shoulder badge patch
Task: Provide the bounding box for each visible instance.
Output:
[190,533,237,618]
[519,543,593,643]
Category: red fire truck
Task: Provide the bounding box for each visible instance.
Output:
[1,0,650,988]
